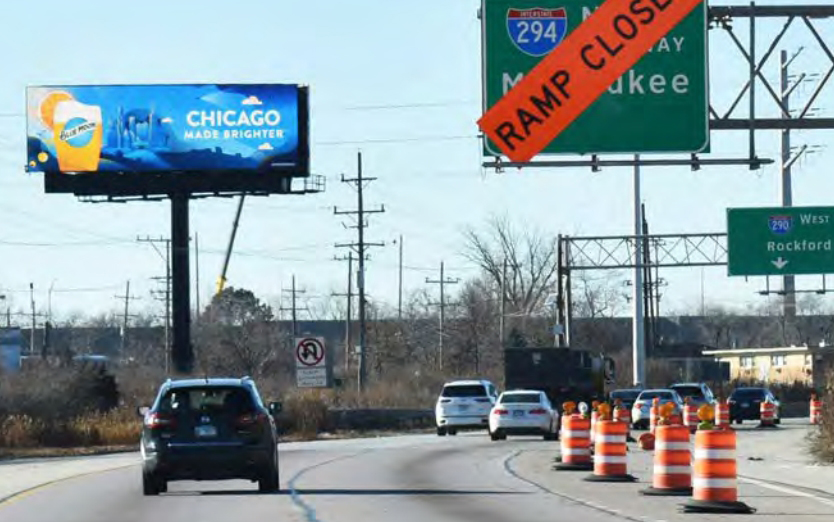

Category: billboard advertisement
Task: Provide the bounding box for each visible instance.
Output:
[26,84,309,196]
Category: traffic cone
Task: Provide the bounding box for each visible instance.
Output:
[757,400,777,429]
[811,395,822,425]
[584,420,636,482]
[681,428,754,513]
[641,424,692,496]
[554,414,593,471]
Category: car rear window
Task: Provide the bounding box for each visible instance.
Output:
[638,390,673,401]
[731,388,766,399]
[441,384,487,398]
[611,390,641,400]
[157,386,256,415]
[671,386,705,399]
[500,393,541,404]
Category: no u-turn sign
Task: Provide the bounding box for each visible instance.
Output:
[295,337,330,388]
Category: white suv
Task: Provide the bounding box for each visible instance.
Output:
[435,380,498,436]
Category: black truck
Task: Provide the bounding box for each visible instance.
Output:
[503,346,613,411]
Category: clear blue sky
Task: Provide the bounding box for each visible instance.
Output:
[2,0,834,323]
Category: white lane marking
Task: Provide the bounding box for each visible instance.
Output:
[739,475,834,508]
[502,450,664,522]
[287,450,374,522]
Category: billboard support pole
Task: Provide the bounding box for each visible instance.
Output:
[171,192,193,375]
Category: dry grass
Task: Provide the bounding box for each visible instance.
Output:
[808,372,834,464]
[0,409,141,449]
[0,363,446,457]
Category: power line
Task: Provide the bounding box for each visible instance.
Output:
[316,134,478,146]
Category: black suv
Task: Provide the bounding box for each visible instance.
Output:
[138,377,281,495]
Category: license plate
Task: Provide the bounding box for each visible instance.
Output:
[513,410,525,417]
[458,404,469,411]
[742,403,749,408]
[194,425,217,438]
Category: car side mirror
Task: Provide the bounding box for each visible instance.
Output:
[268,401,283,414]
[137,406,150,418]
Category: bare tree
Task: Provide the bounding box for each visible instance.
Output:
[463,216,559,317]
[572,271,627,319]
[196,287,286,379]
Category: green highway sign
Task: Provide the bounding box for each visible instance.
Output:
[480,0,709,156]
[727,206,834,277]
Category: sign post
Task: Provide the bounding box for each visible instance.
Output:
[480,0,708,159]
[727,206,834,276]
[295,337,331,388]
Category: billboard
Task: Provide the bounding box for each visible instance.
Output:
[26,84,310,196]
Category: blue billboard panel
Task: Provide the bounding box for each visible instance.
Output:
[26,84,308,176]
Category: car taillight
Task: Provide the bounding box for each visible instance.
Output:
[493,409,509,415]
[145,413,176,429]
[529,408,547,415]
[634,401,645,408]
[440,399,451,403]
[236,412,268,427]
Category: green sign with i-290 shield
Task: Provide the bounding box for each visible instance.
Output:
[480,0,709,156]
[727,207,834,277]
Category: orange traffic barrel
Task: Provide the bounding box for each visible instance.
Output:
[758,401,777,428]
[584,420,636,482]
[590,410,599,444]
[811,398,822,425]
[615,406,635,442]
[641,425,692,496]
[683,402,699,433]
[554,415,593,471]
[650,399,660,434]
[682,429,754,513]
[715,400,730,429]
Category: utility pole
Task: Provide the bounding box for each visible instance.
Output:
[398,234,404,320]
[333,252,354,375]
[138,235,172,369]
[29,283,36,357]
[499,258,507,349]
[334,151,385,393]
[426,261,460,372]
[280,275,308,337]
[115,280,140,353]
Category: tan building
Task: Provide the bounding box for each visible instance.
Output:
[702,346,816,385]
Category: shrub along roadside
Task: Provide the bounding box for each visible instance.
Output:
[808,372,834,464]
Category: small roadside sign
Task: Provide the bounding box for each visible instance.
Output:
[295,337,330,388]
[478,0,704,162]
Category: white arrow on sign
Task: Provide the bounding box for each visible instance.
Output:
[772,257,789,270]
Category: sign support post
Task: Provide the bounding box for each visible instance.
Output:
[171,192,193,375]
[632,155,645,387]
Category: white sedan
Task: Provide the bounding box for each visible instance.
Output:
[488,390,559,441]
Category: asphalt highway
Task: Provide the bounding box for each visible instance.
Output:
[1,421,832,522]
